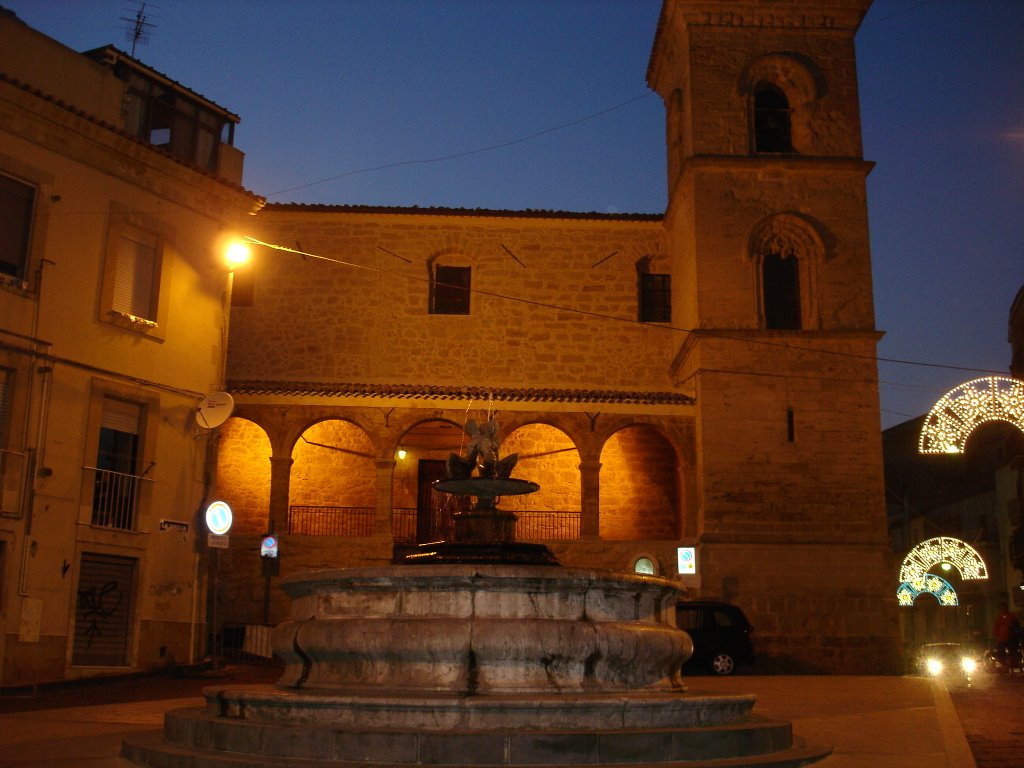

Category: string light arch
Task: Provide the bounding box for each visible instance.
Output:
[919,376,1024,454]
[896,536,988,607]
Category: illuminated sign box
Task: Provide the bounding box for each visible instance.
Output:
[261,535,279,558]
[677,546,696,575]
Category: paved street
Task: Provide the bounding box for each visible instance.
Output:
[948,672,1024,768]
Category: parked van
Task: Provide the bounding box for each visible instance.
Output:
[676,601,755,675]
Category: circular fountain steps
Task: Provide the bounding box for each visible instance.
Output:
[121,696,831,767]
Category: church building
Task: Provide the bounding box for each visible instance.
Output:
[216,0,899,674]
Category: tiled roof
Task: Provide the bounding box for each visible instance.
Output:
[263,202,663,222]
[228,380,694,406]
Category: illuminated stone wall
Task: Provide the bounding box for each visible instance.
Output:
[214,418,272,536]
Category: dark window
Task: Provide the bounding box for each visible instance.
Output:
[754,86,792,153]
[231,265,255,307]
[92,398,141,530]
[639,273,671,323]
[0,174,34,280]
[431,266,471,315]
[762,252,801,329]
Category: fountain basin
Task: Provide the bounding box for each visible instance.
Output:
[272,565,691,695]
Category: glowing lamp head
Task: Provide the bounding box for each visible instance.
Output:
[396,448,407,460]
[225,240,252,269]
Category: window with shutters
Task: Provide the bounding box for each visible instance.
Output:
[113,226,158,322]
[91,397,143,530]
[100,212,168,337]
[72,552,137,667]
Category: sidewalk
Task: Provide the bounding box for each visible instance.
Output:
[0,671,975,767]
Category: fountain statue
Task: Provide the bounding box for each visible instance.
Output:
[122,418,830,767]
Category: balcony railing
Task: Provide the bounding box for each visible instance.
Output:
[289,505,580,541]
[89,467,145,530]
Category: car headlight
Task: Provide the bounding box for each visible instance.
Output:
[926,657,943,676]
[961,657,977,674]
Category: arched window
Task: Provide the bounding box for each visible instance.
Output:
[762,252,801,329]
[753,85,792,153]
[749,213,827,331]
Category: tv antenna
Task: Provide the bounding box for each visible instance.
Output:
[120,2,157,57]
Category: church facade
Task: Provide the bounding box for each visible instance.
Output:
[215,0,899,673]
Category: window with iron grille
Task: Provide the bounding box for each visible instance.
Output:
[431,265,471,315]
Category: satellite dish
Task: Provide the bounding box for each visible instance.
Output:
[196,391,234,429]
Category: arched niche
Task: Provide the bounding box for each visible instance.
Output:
[289,419,375,535]
[500,423,581,541]
[599,425,679,541]
[214,416,272,535]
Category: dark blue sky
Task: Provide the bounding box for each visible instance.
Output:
[5,0,1022,429]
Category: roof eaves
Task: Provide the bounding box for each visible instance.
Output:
[263,202,662,222]
[227,380,694,407]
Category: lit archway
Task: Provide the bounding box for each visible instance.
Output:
[896,536,988,607]
[919,376,1024,454]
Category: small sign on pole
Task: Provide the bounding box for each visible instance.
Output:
[208,532,229,549]
[677,546,697,575]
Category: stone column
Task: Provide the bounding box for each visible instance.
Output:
[374,459,396,537]
[268,455,293,534]
[579,459,602,538]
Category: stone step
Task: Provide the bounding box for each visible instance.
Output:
[120,706,830,767]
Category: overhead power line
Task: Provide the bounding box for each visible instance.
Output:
[266,92,656,198]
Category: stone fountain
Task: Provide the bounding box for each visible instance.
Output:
[122,419,830,767]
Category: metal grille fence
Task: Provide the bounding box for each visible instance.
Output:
[514,511,581,541]
[287,506,580,541]
[90,467,141,530]
[288,505,374,536]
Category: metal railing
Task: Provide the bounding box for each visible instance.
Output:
[514,510,581,541]
[289,505,579,541]
[392,507,416,544]
[89,467,143,530]
[288,505,374,536]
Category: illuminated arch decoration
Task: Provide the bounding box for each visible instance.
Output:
[919,376,1024,454]
[896,536,988,607]
[897,574,958,607]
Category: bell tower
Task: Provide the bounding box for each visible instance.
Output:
[648,1,900,672]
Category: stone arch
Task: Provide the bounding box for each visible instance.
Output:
[738,52,822,154]
[214,416,272,536]
[896,536,989,607]
[599,424,679,541]
[500,423,581,541]
[289,418,376,535]
[393,417,472,544]
[748,212,828,330]
[919,376,1024,454]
